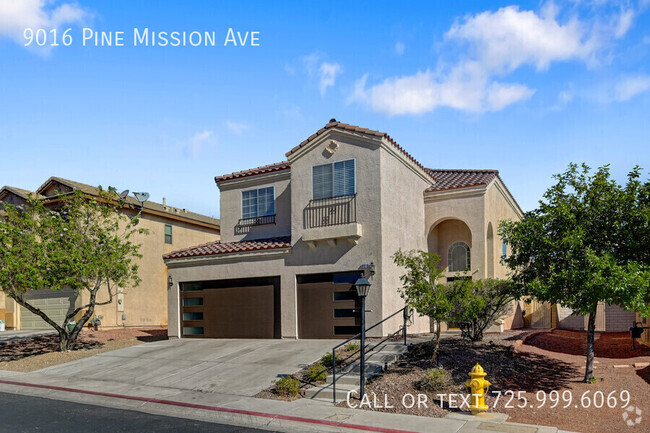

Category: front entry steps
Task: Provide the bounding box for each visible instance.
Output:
[304,342,408,402]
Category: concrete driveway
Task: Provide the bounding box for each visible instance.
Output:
[37,338,340,396]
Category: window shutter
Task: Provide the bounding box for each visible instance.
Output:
[333,160,355,197]
[313,164,333,199]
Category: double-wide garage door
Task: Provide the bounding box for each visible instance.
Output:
[181,278,280,338]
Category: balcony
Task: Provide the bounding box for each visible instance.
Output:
[235,214,276,235]
[304,194,356,228]
[302,194,361,248]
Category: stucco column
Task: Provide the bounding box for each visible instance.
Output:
[280,273,298,339]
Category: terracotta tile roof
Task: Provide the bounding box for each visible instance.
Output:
[215,161,290,183]
[163,236,291,260]
[424,169,499,192]
[286,119,435,182]
[425,168,523,214]
[36,177,220,228]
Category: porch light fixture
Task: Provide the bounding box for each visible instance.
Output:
[167,275,173,288]
[354,274,371,401]
[354,276,371,298]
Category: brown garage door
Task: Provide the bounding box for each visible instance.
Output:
[182,285,275,338]
[298,273,361,339]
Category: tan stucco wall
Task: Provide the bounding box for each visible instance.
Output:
[219,171,291,243]
[424,179,523,331]
[86,211,220,328]
[424,188,486,280]
[378,143,431,334]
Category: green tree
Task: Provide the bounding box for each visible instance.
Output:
[501,163,650,382]
[393,249,451,362]
[448,278,515,342]
[0,189,146,351]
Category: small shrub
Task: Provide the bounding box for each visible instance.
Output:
[320,352,343,367]
[306,363,327,383]
[345,342,360,352]
[417,368,454,393]
[275,376,301,397]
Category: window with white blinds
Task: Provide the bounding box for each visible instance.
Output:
[242,186,275,218]
[312,159,355,199]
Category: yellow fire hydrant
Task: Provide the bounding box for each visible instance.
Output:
[465,363,491,414]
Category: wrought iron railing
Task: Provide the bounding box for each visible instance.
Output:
[331,306,413,404]
[304,194,356,229]
[237,214,276,227]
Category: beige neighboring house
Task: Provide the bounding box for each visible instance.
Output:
[164,119,524,340]
[0,177,220,330]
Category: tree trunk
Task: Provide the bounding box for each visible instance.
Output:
[583,309,597,383]
[58,330,71,352]
[432,320,442,364]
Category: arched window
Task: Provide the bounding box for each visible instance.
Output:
[448,242,470,272]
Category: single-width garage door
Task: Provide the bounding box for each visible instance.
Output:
[297,272,362,339]
[20,289,77,330]
[181,277,280,338]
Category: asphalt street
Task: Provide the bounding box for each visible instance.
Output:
[0,392,275,432]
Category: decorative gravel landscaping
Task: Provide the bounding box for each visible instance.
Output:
[0,327,167,372]
[341,330,650,433]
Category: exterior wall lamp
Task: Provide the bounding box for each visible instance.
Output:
[167,275,173,288]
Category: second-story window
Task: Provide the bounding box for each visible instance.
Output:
[242,186,275,219]
[164,224,173,244]
[313,159,355,199]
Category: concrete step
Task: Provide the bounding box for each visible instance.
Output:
[346,361,384,374]
[325,372,375,385]
[306,342,409,402]
[304,382,358,401]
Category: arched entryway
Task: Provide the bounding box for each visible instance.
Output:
[428,218,473,273]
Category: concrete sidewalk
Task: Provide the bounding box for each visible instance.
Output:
[0,369,562,433]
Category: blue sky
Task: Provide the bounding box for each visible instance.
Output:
[1,1,649,218]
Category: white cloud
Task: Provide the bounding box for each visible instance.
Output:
[550,88,575,110]
[614,8,634,38]
[395,42,405,55]
[613,75,650,101]
[350,67,534,115]
[445,4,598,73]
[225,120,249,135]
[485,82,536,111]
[0,0,88,49]
[292,53,343,96]
[185,130,216,157]
[319,62,342,96]
[350,3,634,115]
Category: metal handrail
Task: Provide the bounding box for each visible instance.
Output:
[331,306,413,404]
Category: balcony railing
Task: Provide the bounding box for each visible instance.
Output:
[304,194,357,229]
[236,214,276,228]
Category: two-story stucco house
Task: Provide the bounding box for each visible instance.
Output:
[0,177,220,330]
[164,120,523,339]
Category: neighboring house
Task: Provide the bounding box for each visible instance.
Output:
[0,177,220,330]
[522,302,638,333]
[164,119,524,340]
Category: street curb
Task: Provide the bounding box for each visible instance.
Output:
[0,379,416,433]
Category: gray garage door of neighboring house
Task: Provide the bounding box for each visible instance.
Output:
[180,277,281,339]
[297,271,363,339]
[19,289,77,330]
